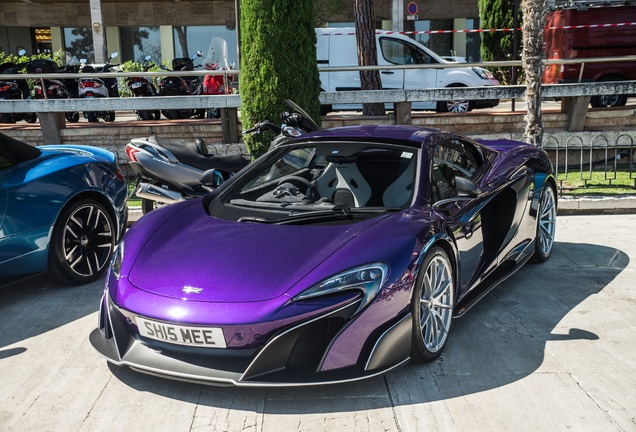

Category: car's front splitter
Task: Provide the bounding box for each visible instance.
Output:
[90,293,413,387]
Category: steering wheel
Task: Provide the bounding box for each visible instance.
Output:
[277,175,319,200]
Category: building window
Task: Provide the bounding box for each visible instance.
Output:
[120,27,161,63]
[466,18,481,63]
[63,27,93,64]
[413,20,453,57]
[172,26,237,66]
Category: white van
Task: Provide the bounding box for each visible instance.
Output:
[316,28,500,113]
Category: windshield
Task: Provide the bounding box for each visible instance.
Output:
[210,142,418,223]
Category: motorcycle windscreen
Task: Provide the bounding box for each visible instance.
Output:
[203,37,229,69]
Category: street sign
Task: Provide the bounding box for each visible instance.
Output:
[406,15,418,20]
[407,2,418,15]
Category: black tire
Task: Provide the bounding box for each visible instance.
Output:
[411,246,455,363]
[66,112,80,123]
[139,110,153,121]
[531,184,557,263]
[0,113,14,123]
[590,94,627,108]
[153,110,161,120]
[105,111,116,122]
[87,112,98,122]
[48,199,115,285]
[25,113,37,123]
[194,109,206,119]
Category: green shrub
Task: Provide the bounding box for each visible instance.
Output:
[239,0,322,158]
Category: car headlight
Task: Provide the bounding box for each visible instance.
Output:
[472,67,495,80]
[294,263,389,313]
[111,241,124,279]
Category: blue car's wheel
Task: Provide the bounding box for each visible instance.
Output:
[532,184,557,263]
[48,199,115,285]
[411,246,455,362]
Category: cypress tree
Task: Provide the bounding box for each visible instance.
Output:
[479,0,522,85]
[240,0,322,158]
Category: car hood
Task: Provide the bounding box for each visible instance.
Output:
[127,202,390,303]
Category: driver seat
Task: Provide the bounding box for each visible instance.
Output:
[314,162,372,207]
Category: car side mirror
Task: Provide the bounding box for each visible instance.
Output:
[456,176,480,198]
[200,169,225,188]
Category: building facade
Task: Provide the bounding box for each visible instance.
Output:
[0,0,482,65]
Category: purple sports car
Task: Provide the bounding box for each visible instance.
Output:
[90,125,557,386]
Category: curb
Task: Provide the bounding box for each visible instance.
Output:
[557,196,636,215]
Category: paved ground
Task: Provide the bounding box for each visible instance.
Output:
[1,214,635,432]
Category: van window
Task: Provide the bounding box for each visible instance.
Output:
[379,37,436,65]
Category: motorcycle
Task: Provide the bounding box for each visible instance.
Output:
[0,50,36,124]
[77,52,120,122]
[159,52,206,120]
[26,57,80,123]
[126,54,161,121]
[242,99,321,150]
[126,136,250,214]
[202,37,235,119]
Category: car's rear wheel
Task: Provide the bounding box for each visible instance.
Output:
[532,184,557,263]
[590,94,627,108]
[48,199,115,284]
[411,246,455,362]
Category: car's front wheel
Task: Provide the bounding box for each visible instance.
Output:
[532,184,557,263]
[411,246,455,362]
[48,199,115,285]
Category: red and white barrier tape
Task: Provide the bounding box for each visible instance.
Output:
[320,21,636,35]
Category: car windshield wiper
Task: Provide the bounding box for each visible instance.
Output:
[237,205,398,225]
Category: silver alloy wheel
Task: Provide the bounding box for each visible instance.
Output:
[62,204,113,278]
[446,99,470,113]
[538,186,557,257]
[418,253,454,353]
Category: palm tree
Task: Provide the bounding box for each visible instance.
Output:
[521,0,548,146]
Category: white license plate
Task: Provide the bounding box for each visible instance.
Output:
[131,81,143,89]
[137,317,226,348]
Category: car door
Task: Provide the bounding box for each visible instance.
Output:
[429,138,487,291]
[377,36,438,110]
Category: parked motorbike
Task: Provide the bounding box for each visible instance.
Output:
[0,50,36,123]
[202,37,235,119]
[242,99,321,150]
[126,55,161,121]
[126,136,250,213]
[26,58,80,123]
[159,52,206,120]
[77,52,120,122]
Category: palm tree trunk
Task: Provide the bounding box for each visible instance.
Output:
[354,0,386,116]
[521,0,548,146]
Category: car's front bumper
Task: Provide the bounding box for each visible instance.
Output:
[90,291,412,387]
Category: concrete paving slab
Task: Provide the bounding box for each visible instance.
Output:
[0,214,635,432]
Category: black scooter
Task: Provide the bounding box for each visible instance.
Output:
[0,54,36,123]
[158,52,206,120]
[126,136,250,214]
[26,58,80,123]
[126,55,161,121]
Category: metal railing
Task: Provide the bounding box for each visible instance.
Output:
[1,56,636,113]
[1,57,635,195]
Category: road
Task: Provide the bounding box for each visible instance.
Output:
[0,213,635,432]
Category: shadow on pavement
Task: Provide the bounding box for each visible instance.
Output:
[0,240,627,412]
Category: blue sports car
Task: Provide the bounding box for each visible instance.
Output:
[0,132,127,284]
